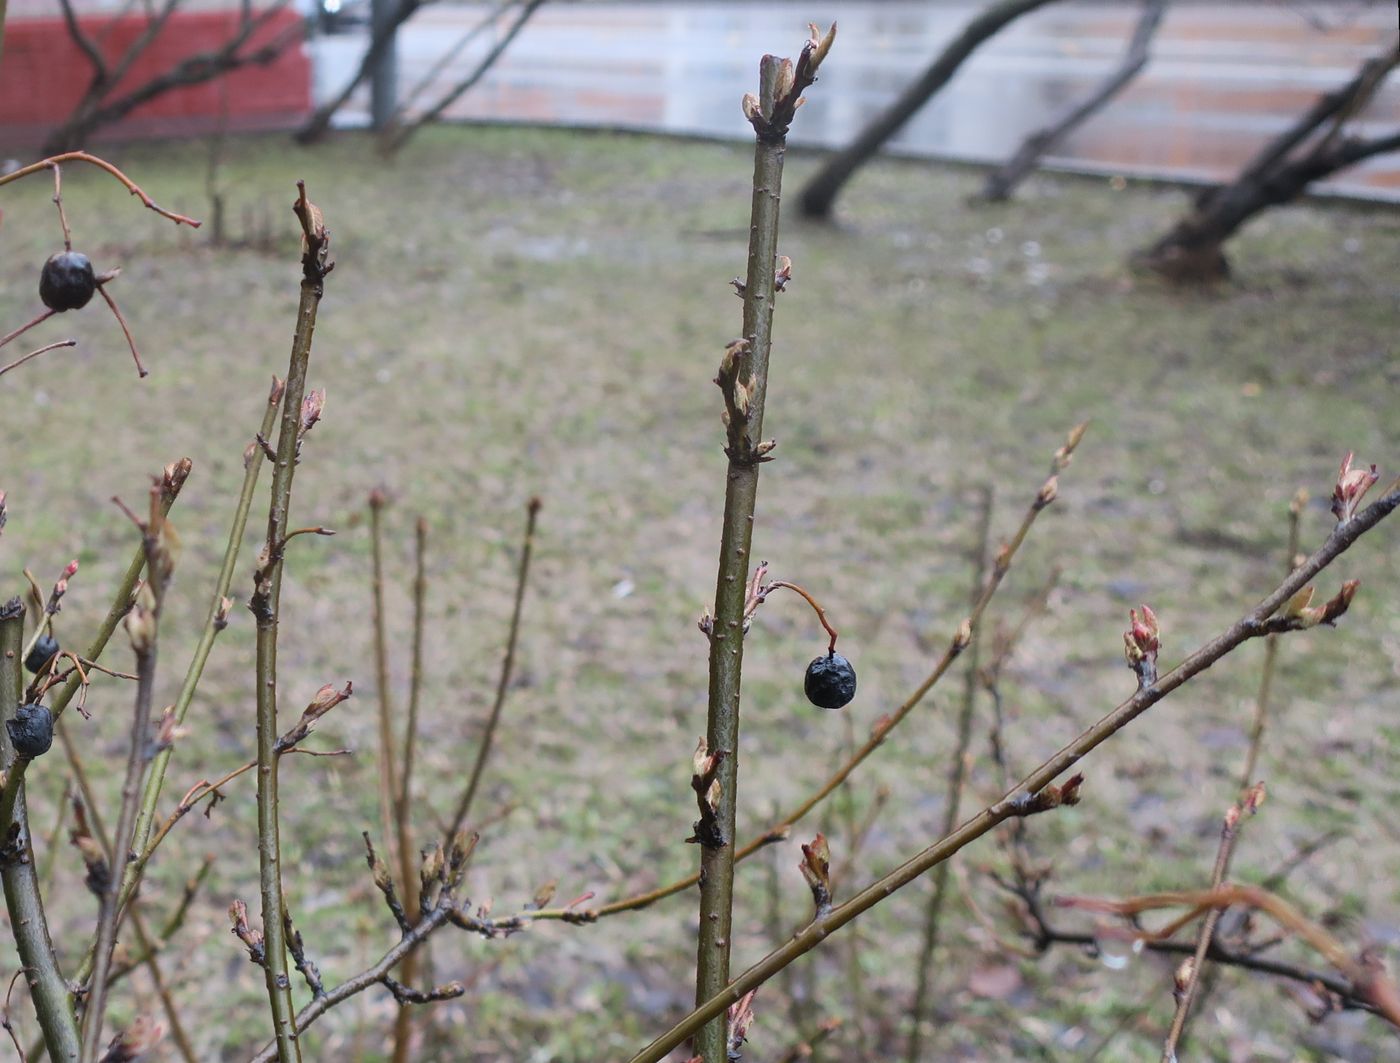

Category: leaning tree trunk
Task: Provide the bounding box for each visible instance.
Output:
[295,0,425,144]
[977,0,1167,203]
[1136,42,1399,282]
[799,0,1064,220]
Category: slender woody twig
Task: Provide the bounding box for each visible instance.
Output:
[1057,884,1400,1030]
[691,27,835,1060]
[367,490,401,904]
[445,497,542,839]
[1159,785,1264,1060]
[390,514,431,1063]
[525,425,1077,926]
[907,484,993,1063]
[80,484,174,1062]
[0,604,81,1061]
[628,480,1400,1063]
[247,182,332,1063]
[129,380,285,861]
[0,152,201,228]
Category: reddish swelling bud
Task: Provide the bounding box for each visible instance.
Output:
[1125,607,1159,689]
[1123,605,1160,688]
[1331,451,1378,522]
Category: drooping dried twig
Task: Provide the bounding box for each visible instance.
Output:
[0,152,201,229]
[1056,883,1400,1030]
[367,490,401,909]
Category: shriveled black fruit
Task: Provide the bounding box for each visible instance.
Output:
[24,634,59,674]
[804,651,857,710]
[39,251,97,312]
[7,703,54,759]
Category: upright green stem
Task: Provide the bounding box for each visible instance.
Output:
[907,486,993,1062]
[130,385,283,857]
[0,604,81,1061]
[694,58,791,1063]
[249,187,331,1063]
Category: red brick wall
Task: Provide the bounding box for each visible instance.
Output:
[0,9,311,147]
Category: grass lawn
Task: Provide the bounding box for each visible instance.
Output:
[2,125,1399,1062]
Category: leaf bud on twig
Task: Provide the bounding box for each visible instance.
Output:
[799,833,833,918]
[1123,605,1159,688]
[299,388,325,435]
[229,899,265,965]
[124,583,158,652]
[1331,451,1378,523]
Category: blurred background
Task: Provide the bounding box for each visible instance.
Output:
[2,3,1399,1062]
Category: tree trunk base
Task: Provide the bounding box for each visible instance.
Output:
[1134,235,1230,284]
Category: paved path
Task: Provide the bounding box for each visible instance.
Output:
[311,1,1400,199]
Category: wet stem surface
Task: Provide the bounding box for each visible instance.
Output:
[1,126,1399,1060]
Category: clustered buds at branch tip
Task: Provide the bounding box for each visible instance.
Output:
[740,23,836,140]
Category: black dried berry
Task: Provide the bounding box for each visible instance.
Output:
[24,634,59,674]
[804,651,857,710]
[39,251,97,312]
[7,703,54,759]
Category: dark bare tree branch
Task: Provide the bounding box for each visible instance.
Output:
[294,0,428,144]
[800,0,1065,219]
[45,0,295,154]
[382,0,547,155]
[978,0,1168,202]
[1137,40,1399,281]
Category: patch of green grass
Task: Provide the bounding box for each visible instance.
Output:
[2,125,1399,1060]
